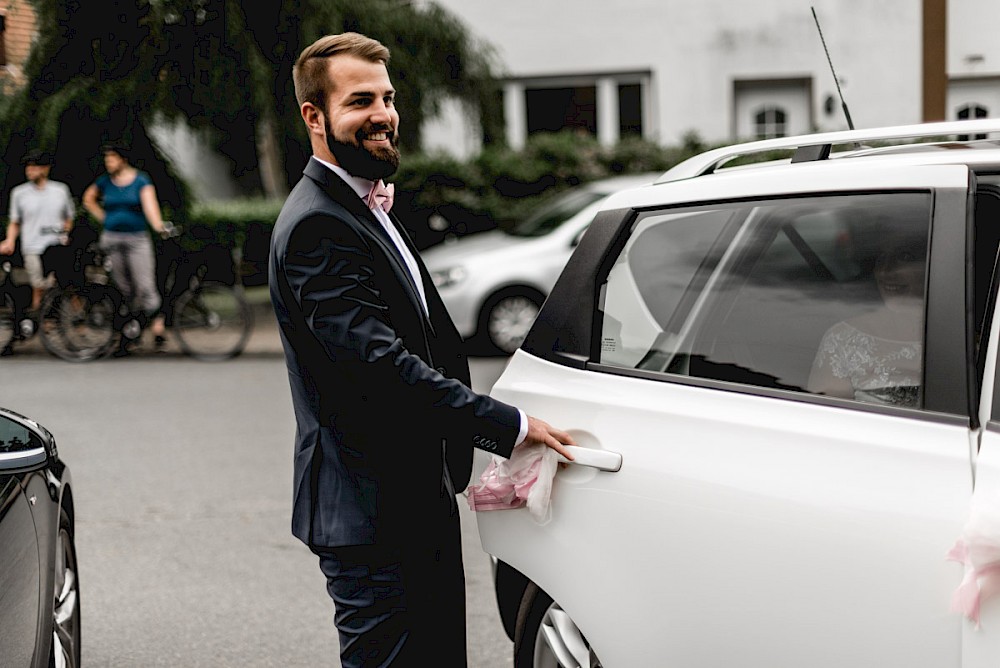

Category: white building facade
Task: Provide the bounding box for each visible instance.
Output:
[421,0,1000,157]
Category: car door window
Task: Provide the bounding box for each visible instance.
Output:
[0,416,34,453]
[598,192,932,408]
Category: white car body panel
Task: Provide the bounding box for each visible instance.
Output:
[480,351,971,666]
[963,440,1000,667]
[474,160,1000,665]
[963,265,1000,668]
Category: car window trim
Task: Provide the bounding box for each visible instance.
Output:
[923,177,974,416]
[586,359,970,426]
[979,187,1000,423]
[524,207,638,368]
[0,447,47,471]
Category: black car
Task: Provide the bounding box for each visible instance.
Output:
[0,407,79,667]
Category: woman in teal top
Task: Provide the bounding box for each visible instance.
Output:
[82,142,168,354]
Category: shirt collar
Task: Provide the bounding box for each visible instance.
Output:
[314,157,376,202]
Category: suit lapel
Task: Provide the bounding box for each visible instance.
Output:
[303,159,428,324]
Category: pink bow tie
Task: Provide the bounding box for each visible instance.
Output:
[366,180,394,213]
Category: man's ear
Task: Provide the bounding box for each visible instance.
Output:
[301,103,325,138]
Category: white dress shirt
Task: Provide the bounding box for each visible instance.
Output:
[317,159,529,448]
[322,160,429,315]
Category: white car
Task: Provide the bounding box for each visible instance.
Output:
[476,118,1000,667]
[421,173,657,353]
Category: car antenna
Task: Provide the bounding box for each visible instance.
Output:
[811,6,855,132]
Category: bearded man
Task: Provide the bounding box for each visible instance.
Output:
[268,32,574,666]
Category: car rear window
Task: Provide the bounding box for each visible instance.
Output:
[598,192,932,408]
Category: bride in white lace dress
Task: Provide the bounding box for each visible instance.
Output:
[808,245,924,407]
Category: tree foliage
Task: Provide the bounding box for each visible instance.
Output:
[0,0,503,213]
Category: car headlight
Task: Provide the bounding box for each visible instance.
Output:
[431,266,467,289]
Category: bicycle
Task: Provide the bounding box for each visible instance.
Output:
[39,222,254,362]
[0,259,36,355]
[0,228,100,356]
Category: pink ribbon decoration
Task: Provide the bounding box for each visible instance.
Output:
[365,180,395,213]
[946,496,1000,628]
[945,537,1000,629]
[468,442,559,523]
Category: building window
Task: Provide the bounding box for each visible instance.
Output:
[525,85,597,136]
[505,72,650,150]
[618,83,643,137]
[0,14,6,68]
[957,103,988,140]
[754,105,787,139]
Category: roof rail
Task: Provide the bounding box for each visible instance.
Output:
[657,118,1000,183]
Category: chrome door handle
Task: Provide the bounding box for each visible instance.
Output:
[557,446,622,472]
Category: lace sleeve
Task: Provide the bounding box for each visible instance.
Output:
[807,322,856,399]
[807,320,922,406]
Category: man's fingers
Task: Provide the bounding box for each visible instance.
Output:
[525,414,576,459]
[541,431,575,460]
[548,436,575,461]
[550,428,575,446]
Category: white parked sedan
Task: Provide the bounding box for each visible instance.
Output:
[421,173,657,353]
[475,119,1000,667]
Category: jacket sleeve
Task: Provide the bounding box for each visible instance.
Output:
[282,211,520,458]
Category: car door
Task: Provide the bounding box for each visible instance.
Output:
[959,183,1000,667]
[478,163,977,667]
[0,416,46,667]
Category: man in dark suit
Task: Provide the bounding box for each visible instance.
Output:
[269,33,575,666]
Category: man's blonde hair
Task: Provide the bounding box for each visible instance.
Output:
[293,32,391,111]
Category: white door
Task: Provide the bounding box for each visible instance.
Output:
[479,165,976,666]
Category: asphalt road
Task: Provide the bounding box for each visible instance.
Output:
[0,351,513,667]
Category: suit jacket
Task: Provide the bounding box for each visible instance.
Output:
[270,158,520,550]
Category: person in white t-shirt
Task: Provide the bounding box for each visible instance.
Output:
[1,149,75,311]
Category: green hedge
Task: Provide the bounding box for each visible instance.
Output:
[394,130,699,230]
[186,197,285,248]
[180,130,708,245]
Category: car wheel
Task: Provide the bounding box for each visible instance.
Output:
[49,508,80,668]
[514,583,603,668]
[482,289,543,355]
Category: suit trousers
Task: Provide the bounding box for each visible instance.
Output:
[317,503,468,667]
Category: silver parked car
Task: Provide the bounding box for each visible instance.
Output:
[421,173,658,353]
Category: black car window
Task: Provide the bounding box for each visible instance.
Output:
[507,189,606,238]
[598,192,932,408]
[0,415,35,453]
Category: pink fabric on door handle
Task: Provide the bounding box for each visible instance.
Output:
[467,442,559,524]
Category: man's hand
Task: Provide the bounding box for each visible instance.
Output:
[524,415,576,461]
[0,239,14,256]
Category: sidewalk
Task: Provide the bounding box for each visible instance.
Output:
[4,294,284,359]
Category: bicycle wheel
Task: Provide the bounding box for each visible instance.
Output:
[172,282,253,361]
[0,291,15,353]
[41,285,116,362]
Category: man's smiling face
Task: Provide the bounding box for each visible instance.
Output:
[322,54,401,180]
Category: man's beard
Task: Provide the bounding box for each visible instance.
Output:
[325,118,400,181]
